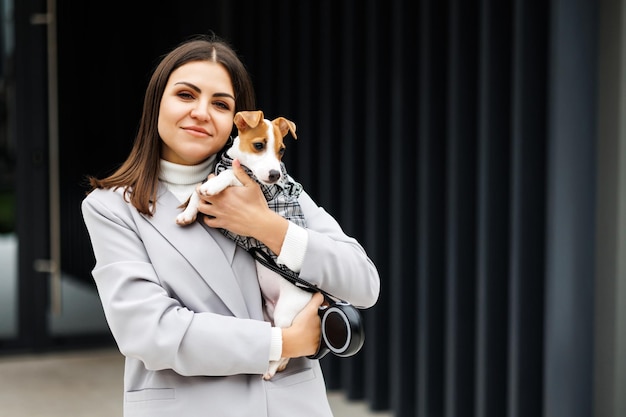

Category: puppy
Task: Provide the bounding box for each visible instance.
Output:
[177,110,313,380]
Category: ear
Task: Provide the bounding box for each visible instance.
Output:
[274,117,297,139]
[234,110,264,132]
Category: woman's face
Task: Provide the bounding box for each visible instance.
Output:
[158,60,236,165]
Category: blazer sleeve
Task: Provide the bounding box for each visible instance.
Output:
[296,190,380,309]
[81,189,272,377]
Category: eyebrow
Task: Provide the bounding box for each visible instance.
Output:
[214,92,236,101]
[174,82,235,101]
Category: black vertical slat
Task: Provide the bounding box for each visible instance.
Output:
[336,0,379,402]
[544,1,597,417]
[594,1,625,415]
[388,1,419,416]
[362,0,391,411]
[231,3,263,100]
[508,1,548,416]
[475,1,512,417]
[417,1,448,416]
[315,0,334,208]
[315,0,344,391]
[14,0,50,349]
[214,1,234,41]
[248,3,274,111]
[292,1,315,192]
[334,0,368,399]
[446,0,478,415]
[275,0,296,117]
[337,1,359,242]
[318,0,354,391]
[290,0,339,388]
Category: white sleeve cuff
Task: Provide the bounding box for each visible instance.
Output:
[269,327,283,361]
[276,222,308,273]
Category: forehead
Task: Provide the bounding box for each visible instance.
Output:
[167,61,234,95]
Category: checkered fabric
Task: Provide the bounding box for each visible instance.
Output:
[215,153,306,275]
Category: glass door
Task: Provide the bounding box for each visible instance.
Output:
[0,0,17,345]
[0,0,113,353]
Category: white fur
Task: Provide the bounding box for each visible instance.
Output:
[256,262,313,379]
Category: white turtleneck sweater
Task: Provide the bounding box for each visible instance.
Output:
[159,157,309,362]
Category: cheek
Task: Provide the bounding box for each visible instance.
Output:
[157,101,182,139]
[217,112,235,134]
[157,114,171,142]
[157,102,169,131]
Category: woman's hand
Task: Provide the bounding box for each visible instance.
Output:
[281,292,325,358]
[198,159,289,255]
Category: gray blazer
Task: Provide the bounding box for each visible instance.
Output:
[81,183,380,417]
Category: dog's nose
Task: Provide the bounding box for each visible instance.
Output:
[268,170,281,183]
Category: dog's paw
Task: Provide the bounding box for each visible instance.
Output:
[176,211,197,225]
[263,364,278,380]
[263,358,290,380]
[277,359,289,372]
[198,181,222,196]
[198,174,240,196]
[176,190,201,225]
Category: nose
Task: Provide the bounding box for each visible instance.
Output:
[190,105,210,122]
[268,169,281,183]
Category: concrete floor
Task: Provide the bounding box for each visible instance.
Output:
[0,348,393,417]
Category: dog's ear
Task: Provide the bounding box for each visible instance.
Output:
[234,110,264,131]
[274,117,297,139]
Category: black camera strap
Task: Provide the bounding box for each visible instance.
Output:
[247,247,344,303]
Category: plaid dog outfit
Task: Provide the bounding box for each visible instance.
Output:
[215,153,306,277]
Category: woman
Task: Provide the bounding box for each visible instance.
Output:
[81,34,380,417]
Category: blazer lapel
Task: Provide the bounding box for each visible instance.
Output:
[142,185,250,318]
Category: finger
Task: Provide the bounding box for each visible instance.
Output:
[309,292,324,309]
[202,212,218,226]
[232,158,254,186]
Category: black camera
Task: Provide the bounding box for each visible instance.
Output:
[308,301,365,360]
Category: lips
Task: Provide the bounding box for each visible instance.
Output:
[183,126,210,136]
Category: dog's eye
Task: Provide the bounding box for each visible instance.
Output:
[279,148,285,157]
[253,142,265,151]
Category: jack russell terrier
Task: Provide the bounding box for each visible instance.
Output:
[176,110,313,380]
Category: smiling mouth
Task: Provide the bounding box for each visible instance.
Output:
[183,127,210,136]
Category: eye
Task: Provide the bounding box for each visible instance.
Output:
[177,91,195,100]
[278,147,285,157]
[214,101,231,111]
[253,142,265,151]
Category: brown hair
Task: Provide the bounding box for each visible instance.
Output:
[86,34,256,215]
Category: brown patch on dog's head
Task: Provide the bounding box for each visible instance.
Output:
[272,117,297,140]
[234,110,264,132]
[233,111,297,160]
[271,117,297,159]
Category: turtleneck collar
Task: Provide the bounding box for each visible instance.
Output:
[159,155,216,186]
[159,156,217,203]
